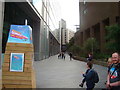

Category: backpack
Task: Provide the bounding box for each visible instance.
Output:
[89,69,99,83]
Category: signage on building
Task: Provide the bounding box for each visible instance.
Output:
[10,53,24,72]
[8,25,32,44]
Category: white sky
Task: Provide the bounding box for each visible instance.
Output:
[57,0,79,32]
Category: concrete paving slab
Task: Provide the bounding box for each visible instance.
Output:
[34,54,107,88]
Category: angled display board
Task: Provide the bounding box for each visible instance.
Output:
[2,25,36,88]
[7,25,32,44]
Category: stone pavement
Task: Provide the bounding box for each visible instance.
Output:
[34,54,107,88]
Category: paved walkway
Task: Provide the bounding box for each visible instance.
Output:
[34,54,107,88]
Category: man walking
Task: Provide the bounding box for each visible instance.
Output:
[69,52,72,61]
[79,62,99,90]
[106,52,120,90]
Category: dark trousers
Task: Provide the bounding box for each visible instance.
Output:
[86,88,94,90]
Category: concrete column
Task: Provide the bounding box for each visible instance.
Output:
[90,27,94,38]
[83,30,86,44]
[77,32,80,46]
[39,19,44,60]
[79,32,83,46]
[33,21,40,61]
[74,33,78,45]
[109,16,116,25]
[100,22,106,52]
[80,32,83,46]
[78,32,81,46]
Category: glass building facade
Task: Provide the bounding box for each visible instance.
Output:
[33,0,61,59]
[0,0,61,65]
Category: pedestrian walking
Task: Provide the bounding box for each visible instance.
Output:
[63,53,65,60]
[61,52,64,59]
[58,53,61,59]
[87,53,93,62]
[79,62,99,90]
[106,52,120,90]
[69,52,72,61]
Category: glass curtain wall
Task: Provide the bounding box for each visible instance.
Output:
[33,0,61,60]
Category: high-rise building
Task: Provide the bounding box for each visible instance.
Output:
[59,19,67,45]
[54,19,75,45]
[53,19,75,52]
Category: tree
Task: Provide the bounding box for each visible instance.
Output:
[105,24,120,53]
[69,45,81,55]
[66,37,74,50]
[83,37,99,55]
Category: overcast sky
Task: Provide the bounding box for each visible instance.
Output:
[33,0,79,32]
[58,0,79,32]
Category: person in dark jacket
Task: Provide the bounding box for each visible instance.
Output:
[87,53,93,62]
[79,62,95,90]
[69,52,72,61]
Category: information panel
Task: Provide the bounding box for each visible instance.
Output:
[10,53,24,72]
[8,25,32,44]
